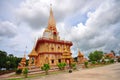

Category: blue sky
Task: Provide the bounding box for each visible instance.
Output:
[0,0,120,58]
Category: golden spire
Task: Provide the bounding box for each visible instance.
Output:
[78,50,84,57]
[24,46,27,58]
[47,4,57,32]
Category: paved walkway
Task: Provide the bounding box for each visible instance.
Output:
[0,72,15,79]
[32,63,120,80]
[0,63,120,80]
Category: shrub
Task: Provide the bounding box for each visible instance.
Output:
[97,61,101,64]
[22,68,28,78]
[105,60,109,64]
[41,64,50,75]
[110,59,114,63]
[57,62,66,70]
[91,61,96,65]
[118,58,120,62]
[84,62,88,68]
[71,63,76,70]
[16,69,22,75]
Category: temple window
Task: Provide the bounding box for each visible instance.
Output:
[51,47,54,51]
[51,59,54,64]
[58,59,61,63]
[58,46,60,50]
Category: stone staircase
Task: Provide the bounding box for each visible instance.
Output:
[28,66,59,75]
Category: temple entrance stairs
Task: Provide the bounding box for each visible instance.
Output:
[28,65,59,75]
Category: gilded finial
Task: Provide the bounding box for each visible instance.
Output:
[24,46,27,58]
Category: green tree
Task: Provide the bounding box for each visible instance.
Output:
[0,50,22,70]
[6,55,17,69]
[71,63,76,70]
[111,50,116,56]
[73,57,77,62]
[84,61,88,68]
[57,62,66,70]
[8,54,14,57]
[6,61,11,70]
[0,50,7,69]
[88,50,103,62]
[41,64,50,75]
[23,67,28,78]
[16,57,22,67]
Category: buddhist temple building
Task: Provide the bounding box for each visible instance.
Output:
[77,50,87,64]
[28,5,73,68]
[105,52,115,59]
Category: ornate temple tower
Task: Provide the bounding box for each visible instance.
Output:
[28,5,73,68]
[77,50,87,64]
[18,54,26,69]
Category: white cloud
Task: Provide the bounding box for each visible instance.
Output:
[15,0,103,29]
[0,21,17,38]
[58,0,120,55]
[0,0,120,57]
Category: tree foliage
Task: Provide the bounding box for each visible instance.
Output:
[57,62,66,70]
[111,50,116,56]
[71,63,76,70]
[22,67,28,78]
[88,50,103,62]
[0,50,22,70]
[41,64,50,75]
[6,61,11,70]
[73,57,77,62]
[16,69,22,75]
[84,61,88,68]
[0,50,7,69]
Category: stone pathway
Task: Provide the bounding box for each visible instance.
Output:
[0,72,15,79]
[32,63,120,80]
